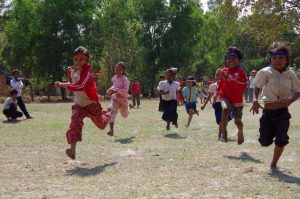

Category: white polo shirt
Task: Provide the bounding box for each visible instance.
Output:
[253,66,300,104]
[159,80,180,101]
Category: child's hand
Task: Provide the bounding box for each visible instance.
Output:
[221,71,228,79]
[250,101,262,115]
[55,81,62,88]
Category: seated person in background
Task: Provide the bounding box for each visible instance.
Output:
[3,89,23,121]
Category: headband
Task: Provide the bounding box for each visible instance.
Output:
[226,53,239,58]
[270,52,289,57]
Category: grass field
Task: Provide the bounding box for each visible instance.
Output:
[0,99,299,199]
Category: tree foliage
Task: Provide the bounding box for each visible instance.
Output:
[0,0,299,97]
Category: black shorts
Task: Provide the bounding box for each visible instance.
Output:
[259,108,291,147]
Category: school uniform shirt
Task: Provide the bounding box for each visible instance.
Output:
[253,66,300,104]
[249,76,255,89]
[208,82,221,102]
[217,66,247,105]
[3,97,17,110]
[159,80,180,101]
[64,64,98,107]
[10,78,23,97]
[182,86,198,103]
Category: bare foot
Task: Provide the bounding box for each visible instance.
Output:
[107,130,114,136]
[237,131,244,145]
[65,149,75,160]
[185,124,189,128]
[174,123,178,128]
[166,125,170,131]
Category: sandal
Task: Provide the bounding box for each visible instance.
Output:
[65,149,75,160]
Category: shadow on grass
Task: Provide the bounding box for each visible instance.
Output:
[115,136,136,144]
[164,133,187,139]
[65,162,117,177]
[269,170,300,185]
[2,119,24,124]
[224,152,263,163]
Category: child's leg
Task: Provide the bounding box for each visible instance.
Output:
[270,146,284,169]
[232,106,244,144]
[221,100,230,142]
[166,120,171,130]
[87,103,111,130]
[107,123,114,136]
[185,109,194,127]
[65,104,85,159]
[234,118,244,144]
[137,94,140,108]
[107,99,118,136]
[132,95,136,107]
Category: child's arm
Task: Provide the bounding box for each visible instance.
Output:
[201,92,212,110]
[56,68,91,92]
[250,87,263,114]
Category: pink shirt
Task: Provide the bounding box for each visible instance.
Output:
[109,75,129,99]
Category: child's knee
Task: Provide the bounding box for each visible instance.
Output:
[189,109,194,115]
[234,119,243,126]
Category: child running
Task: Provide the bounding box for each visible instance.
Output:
[55,46,111,160]
[217,47,247,143]
[182,76,199,127]
[201,69,225,140]
[250,42,300,171]
[106,62,129,136]
[159,67,180,130]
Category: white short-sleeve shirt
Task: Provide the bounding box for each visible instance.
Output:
[253,66,300,104]
[159,80,180,101]
[208,82,221,102]
[10,78,23,97]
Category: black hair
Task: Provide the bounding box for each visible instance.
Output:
[224,46,243,60]
[12,69,19,75]
[10,89,18,96]
[267,42,290,65]
[73,46,89,58]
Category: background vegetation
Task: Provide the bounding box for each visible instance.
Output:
[0,0,299,97]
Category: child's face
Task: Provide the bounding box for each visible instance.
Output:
[115,64,124,76]
[73,54,88,68]
[12,93,17,100]
[166,71,175,81]
[226,56,240,68]
[186,81,193,87]
[271,55,287,70]
[13,72,19,79]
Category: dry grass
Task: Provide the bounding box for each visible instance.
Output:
[0,99,299,199]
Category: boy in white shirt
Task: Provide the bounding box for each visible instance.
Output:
[159,67,180,130]
[10,70,32,119]
[3,89,23,121]
[251,42,300,171]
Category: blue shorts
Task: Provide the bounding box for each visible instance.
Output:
[185,101,197,113]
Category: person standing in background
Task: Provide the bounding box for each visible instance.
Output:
[130,77,142,109]
[10,69,32,119]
